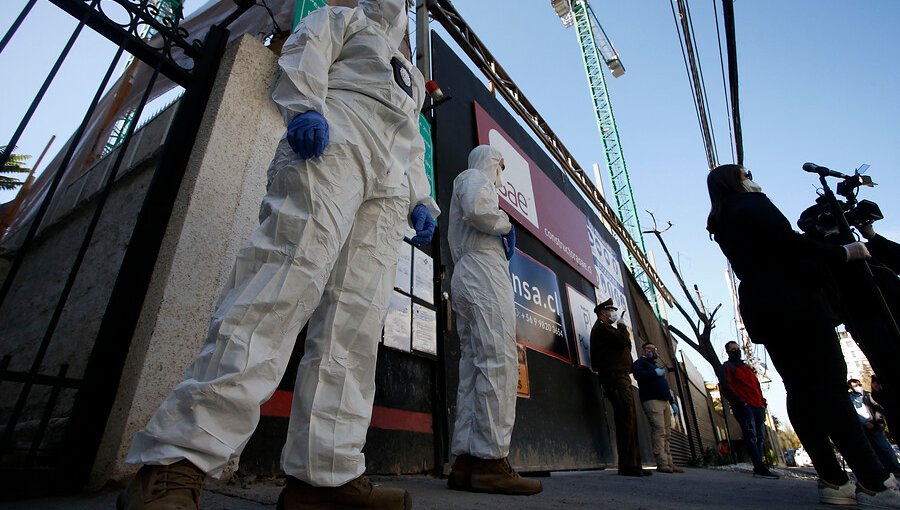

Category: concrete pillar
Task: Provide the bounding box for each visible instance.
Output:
[90,35,283,487]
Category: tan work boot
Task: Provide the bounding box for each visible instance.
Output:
[277,475,411,510]
[464,457,542,495]
[669,463,685,473]
[448,454,474,490]
[116,460,205,510]
[656,465,674,473]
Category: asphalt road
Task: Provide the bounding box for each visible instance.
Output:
[0,465,831,510]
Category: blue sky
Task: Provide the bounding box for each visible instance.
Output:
[3,1,900,430]
[1,1,123,185]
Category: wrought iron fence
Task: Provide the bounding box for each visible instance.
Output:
[0,0,251,496]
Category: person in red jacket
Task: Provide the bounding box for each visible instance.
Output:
[720,341,779,479]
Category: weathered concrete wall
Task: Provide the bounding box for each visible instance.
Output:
[91,35,282,487]
[0,104,177,442]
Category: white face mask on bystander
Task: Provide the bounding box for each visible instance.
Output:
[742,179,763,193]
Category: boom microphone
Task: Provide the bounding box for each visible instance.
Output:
[803,162,850,179]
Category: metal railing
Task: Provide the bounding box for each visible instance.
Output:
[0,0,250,495]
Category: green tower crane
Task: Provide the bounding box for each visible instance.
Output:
[551,0,660,315]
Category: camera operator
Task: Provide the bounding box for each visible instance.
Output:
[797,206,900,420]
[706,164,900,507]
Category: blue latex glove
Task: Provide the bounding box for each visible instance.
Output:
[671,402,680,418]
[410,204,435,246]
[502,225,516,260]
[654,367,665,377]
[287,111,329,159]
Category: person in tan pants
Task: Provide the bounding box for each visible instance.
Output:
[632,342,684,473]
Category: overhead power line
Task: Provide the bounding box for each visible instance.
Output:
[721,0,743,166]
[712,0,736,164]
[670,0,718,170]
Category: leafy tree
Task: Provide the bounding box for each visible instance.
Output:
[1,146,31,191]
[775,419,801,450]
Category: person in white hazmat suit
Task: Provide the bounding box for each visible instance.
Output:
[445,145,542,495]
[118,1,439,509]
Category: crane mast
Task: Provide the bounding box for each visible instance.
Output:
[553,0,659,315]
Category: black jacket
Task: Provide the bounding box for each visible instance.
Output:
[807,232,900,324]
[712,192,846,343]
[590,320,633,375]
[831,253,900,322]
[632,356,674,403]
[869,234,900,274]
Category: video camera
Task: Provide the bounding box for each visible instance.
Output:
[797,163,883,235]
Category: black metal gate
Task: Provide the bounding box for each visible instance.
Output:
[0,0,251,497]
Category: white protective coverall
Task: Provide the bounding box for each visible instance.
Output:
[127,0,439,487]
[448,145,517,459]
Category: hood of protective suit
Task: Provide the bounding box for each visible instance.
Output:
[359,0,408,49]
[468,145,504,188]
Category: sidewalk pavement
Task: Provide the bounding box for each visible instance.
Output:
[0,465,828,510]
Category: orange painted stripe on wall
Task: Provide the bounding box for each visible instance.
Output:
[260,389,294,417]
[260,389,432,434]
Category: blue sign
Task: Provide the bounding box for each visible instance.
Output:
[508,250,570,362]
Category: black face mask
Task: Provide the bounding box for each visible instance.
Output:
[727,350,741,362]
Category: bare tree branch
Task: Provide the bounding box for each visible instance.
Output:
[644,211,724,377]
[644,211,707,322]
[668,324,700,352]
